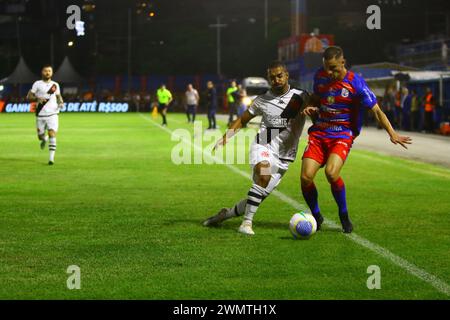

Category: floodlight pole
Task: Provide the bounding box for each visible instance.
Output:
[209,16,227,77]
[16,16,22,56]
[264,0,268,40]
[127,8,132,95]
[50,33,54,67]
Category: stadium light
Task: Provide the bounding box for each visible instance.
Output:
[68,41,74,47]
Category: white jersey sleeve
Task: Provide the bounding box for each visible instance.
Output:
[30,81,39,94]
[248,96,263,116]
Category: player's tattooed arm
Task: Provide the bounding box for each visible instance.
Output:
[26,91,46,104]
[56,94,64,108]
[302,93,320,121]
[371,104,412,149]
[213,110,255,151]
[302,93,320,116]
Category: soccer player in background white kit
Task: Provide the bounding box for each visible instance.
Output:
[27,65,64,165]
[203,61,309,235]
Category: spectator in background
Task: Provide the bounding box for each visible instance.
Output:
[394,88,402,129]
[143,92,152,112]
[226,80,238,126]
[132,92,142,111]
[424,87,435,133]
[401,87,411,131]
[83,91,94,101]
[206,81,217,130]
[410,90,420,131]
[156,84,173,126]
[236,84,247,117]
[185,84,199,123]
[382,86,396,128]
[123,92,131,103]
[235,84,248,128]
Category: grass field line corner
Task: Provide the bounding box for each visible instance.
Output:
[139,113,450,297]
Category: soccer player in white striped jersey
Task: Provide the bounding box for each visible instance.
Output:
[27,65,64,165]
[203,61,309,235]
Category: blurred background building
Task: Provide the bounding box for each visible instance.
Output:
[0,0,449,133]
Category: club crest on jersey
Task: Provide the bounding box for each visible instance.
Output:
[341,88,349,98]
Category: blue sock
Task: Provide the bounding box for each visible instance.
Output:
[301,182,320,215]
[331,177,348,216]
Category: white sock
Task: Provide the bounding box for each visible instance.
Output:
[49,137,56,162]
[225,199,247,218]
[243,184,269,222]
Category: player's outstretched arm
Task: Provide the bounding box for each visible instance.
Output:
[371,104,412,149]
[213,110,255,151]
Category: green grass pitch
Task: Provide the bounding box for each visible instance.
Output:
[0,112,449,299]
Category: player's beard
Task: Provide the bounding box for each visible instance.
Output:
[272,84,288,96]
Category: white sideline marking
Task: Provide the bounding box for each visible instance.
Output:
[139,113,450,297]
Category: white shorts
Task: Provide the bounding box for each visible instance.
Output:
[249,141,290,175]
[36,115,59,135]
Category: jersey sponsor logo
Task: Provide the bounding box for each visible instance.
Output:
[314,122,344,131]
[320,105,339,113]
[327,96,335,105]
[267,115,288,127]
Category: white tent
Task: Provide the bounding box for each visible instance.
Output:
[53,56,83,84]
[0,56,37,84]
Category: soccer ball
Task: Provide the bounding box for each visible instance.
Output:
[289,211,317,239]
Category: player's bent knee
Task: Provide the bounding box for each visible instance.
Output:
[255,174,271,188]
[258,174,271,188]
[325,167,339,182]
[300,170,315,186]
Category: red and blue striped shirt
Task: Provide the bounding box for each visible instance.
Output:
[309,68,377,140]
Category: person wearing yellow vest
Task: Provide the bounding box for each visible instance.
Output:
[424,87,435,133]
[226,81,239,126]
[410,89,420,131]
[156,84,173,126]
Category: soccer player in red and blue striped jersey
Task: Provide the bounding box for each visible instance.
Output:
[301,46,412,233]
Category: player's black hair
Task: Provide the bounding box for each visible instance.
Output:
[267,60,287,71]
[323,46,344,60]
[41,64,53,70]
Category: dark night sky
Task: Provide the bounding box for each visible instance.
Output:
[0,0,449,78]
